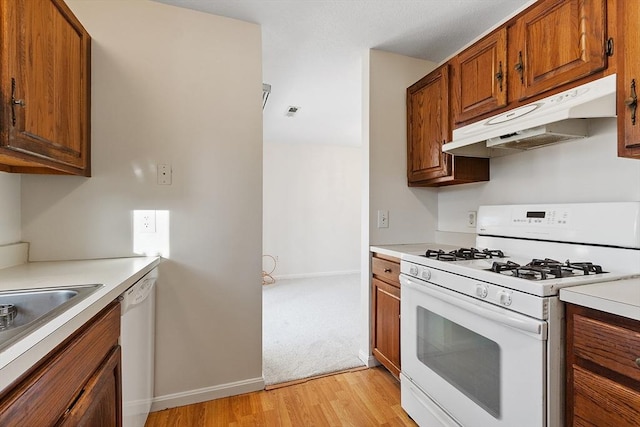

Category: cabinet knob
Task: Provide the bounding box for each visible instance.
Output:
[514,51,524,84]
[625,79,637,126]
[635,357,640,368]
[495,61,504,92]
[10,78,25,127]
[384,268,392,273]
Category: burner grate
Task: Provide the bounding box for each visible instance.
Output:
[490,259,605,280]
[424,248,505,261]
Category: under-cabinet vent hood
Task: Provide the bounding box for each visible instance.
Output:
[443,74,617,158]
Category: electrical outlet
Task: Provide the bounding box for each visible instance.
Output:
[135,210,157,233]
[467,211,477,228]
[377,210,389,228]
[157,164,172,185]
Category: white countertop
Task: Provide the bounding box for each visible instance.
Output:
[370,243,461,259]
[0,256,161,392]
[560,277,640,321]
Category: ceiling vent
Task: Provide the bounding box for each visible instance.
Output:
[285,106,300,117]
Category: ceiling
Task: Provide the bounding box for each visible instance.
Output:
[155,0,532,146]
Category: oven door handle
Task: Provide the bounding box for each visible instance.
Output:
[401,276,546,337]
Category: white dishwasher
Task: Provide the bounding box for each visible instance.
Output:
[120,268,157,427]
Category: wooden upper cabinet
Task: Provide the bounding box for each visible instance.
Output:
[618,0,640,158]
[0,0,91,175]
[407,64,451,183]
[453,28,508,124]
[509,0,607,101]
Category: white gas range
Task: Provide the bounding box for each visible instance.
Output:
[399,202,640,427]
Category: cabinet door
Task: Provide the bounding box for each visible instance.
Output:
[0,302,120,426]
[511,0,607,100]
[618,0,640,158]
[1,0,91,174]
[372,278,400,377]
[56,346,122,427]
[453,28,507,124]
[407,64,451,183]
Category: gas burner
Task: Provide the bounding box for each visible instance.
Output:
[424,248,506,261]
[490,259,605,280]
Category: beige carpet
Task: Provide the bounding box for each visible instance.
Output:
[262,273,364,385]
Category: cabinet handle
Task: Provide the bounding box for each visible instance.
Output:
[10,78,25,127]
[625,79,637,126]
[384,268,392,273]
[495,61,504,92]
[514,51,524,84]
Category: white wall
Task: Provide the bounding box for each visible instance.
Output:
[438,119,640,231]
[0,173,20,246]
[360,49,437,364]
[20,0,264,408]
[263,142,361,278]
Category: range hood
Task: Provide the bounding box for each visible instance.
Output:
[443,74,617,158]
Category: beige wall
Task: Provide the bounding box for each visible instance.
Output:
[21,0,264,408]
[0,174,20,245]
[360,49,437,363]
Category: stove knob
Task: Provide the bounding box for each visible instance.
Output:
[497,290,512,306]
[409,265,419,276]
[475,284,488,298]
[421,269,432,280]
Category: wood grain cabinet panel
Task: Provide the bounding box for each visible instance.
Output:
[371,253,401,377]
[510,0,607,101]
[0,301,122,427]
[566,304,640,426]
[0,0,91,175]
[407,64,489,187]
[453,28,508,124]
[617,0,640,158]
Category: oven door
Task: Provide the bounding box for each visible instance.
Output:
[400,274,548,427]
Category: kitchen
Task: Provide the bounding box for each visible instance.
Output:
[1,0,640,426]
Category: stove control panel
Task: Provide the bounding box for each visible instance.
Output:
[511,208,570,226]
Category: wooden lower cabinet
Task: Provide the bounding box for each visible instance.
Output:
[371,253,401,377]
[566,304,640,426]
[0,301,122,427]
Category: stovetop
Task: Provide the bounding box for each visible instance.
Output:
[422,247,605,281]
[401,246,635,297]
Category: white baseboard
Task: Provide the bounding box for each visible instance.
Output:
[359,350,380,368]
[0,242,29,270]
[150,376,265,412]
[273,269,359,280]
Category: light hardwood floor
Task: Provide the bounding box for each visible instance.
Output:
[145,367,417,426]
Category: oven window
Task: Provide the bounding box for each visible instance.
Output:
[416,306,501,418]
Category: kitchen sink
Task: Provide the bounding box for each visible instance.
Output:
[0,284,103,352]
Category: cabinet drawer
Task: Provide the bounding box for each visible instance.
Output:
[573,313,640,382]
[372,256,400,287]
[0,301,121,426]
[573,364,640,427]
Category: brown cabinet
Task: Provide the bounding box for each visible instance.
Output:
[452,28,507,124]
[566,304,640,426]
[617,0,640,158]
[0,301,122,426]
[371,253,401,377]
[0,0,91,176]
[508,0,608,101]
[407,64,489,187]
